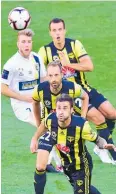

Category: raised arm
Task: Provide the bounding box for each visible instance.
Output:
[58,40,93,72]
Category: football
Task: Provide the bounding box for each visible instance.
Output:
[8,7,31,30]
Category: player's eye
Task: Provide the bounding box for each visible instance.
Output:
[21,40,26,43]
[28,40,32,43]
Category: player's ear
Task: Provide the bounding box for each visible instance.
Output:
[71,107,74,113]
[49,30,51,37]
[17,41,19,49]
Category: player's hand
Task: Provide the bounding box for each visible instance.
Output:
[104,144,116,151]
[30,137,38,153]
[58,51,69,66]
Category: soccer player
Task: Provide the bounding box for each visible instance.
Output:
[30,94,116,194]
[38,18,116,164]
[32,60,89,123]
[1,28,60,173]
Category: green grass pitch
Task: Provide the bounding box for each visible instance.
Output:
[1,1,116,194]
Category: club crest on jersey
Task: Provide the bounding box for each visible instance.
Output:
[68,52,75,59]
[44,100,51,107]
[28,70,32,75]
[18,68,24,76]
[67,136,75,142]
[77,180,83,186]
[53,55,60,61]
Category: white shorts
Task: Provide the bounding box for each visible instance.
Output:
[12,102,36,126]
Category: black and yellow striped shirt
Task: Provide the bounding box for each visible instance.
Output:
[45,112,97,170]
[39,38,91,92]
[32,79,83,118]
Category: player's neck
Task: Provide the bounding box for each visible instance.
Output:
[53,40,65,50]
[50,83,62,94]
[58,116,71,128]
[18,50,30,59]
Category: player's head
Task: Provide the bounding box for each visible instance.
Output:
[47,60,63,89]
[17,28,34,58]
[56,94,73,122]
[49,18,66,44]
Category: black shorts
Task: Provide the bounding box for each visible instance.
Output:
[38,132,53,152]
[74,88,107,115]
[88,88,107,109]
[63,165,91,194]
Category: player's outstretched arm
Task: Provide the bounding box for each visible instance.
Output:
[95,136,116,151]
[82,122,116,151]
[30,121,47,153]
[1,83,32,102]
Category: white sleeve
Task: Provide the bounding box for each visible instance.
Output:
[39,55,47,77]
[1,61,15,85]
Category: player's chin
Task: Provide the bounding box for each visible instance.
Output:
[58,117,64,122]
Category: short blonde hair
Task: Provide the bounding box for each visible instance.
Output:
[18,28,35,37]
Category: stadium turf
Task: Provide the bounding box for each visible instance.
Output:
[1,1,116,194]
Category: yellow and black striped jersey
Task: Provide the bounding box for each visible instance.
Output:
[38,38,91,92]
[45,112,97,170]
[32,79,83,118]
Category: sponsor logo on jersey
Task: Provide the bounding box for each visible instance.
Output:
[62,66,76,78]
[44,100,51,107]
[2,69,9,79]
[19,79,39,90]
[53,55,60,61]
[56,144,70,154]
[51,131,57,140]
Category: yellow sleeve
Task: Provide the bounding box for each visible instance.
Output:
[32,85,40,101]
[74,83,83,98]
[44,116,52,131]
[82,121,97,142]
[74,40,87,59]
[38,46,47,66]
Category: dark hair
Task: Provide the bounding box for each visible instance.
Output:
[49,18,65,30]
[56,94,74,108]
[47,60,62,73]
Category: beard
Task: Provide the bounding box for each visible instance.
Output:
[58,115,69,122]
[51,82,61,90]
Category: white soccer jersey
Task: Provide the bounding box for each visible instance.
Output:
[1,51,46,110]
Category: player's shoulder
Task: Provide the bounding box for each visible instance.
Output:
[31,51,41,59]
[72,114,86,126]
[38,81,49,90]
[65,38,82,45]
[65,38,76,43]
[62,79,75,87]
[3,52,19,68]
[47,112,56,120]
